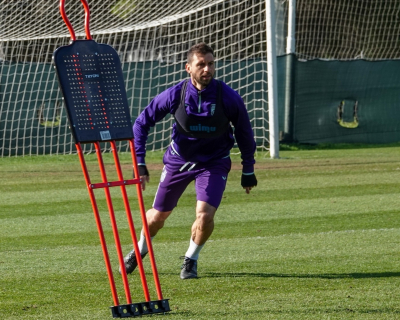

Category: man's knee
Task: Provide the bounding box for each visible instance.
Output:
[146,208,172,225]
[195,202,216,225]
[146,208,172,237]
[195,211,214,225]
[196,201,217,221]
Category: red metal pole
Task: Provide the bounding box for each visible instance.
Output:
[59,0,92,41]
[129,139,164,300]
[59,0,76,41]
[110,141,151,302]
[80,0,92,40]
[94,142,132,304]
[75,143,119,306]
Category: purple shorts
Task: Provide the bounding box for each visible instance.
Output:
[152,147,231,212]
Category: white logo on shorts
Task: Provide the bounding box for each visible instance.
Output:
[160,167,167,182]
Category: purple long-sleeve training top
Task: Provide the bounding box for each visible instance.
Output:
[133,78,256,174]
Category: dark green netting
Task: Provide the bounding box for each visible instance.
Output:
[292,57,400,144]
[2,56,400,155]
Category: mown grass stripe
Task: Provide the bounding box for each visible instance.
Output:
[1,147,400,319]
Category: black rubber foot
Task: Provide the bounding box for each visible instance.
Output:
[110,299,170,318]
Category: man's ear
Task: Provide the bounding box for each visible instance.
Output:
[185,63,191,74]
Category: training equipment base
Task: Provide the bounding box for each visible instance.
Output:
[111,299,170,318]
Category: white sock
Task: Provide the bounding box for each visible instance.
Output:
[138,230,154,255]
[184,238,204,260]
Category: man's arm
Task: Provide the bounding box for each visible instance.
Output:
[223,86,257,193]
[133,89,174,190]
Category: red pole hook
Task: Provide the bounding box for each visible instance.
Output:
[59,0,92,41]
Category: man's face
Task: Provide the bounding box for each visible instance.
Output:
[185,52,215,90]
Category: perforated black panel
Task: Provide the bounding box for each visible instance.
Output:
[53,40,133,143]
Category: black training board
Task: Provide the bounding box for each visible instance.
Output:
[53,40,133,143]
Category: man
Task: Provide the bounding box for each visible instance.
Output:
[121,42,257,279]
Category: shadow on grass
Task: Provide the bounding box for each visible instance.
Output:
[200,271,400,279]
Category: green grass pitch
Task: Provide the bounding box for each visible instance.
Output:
[1,144,400,319]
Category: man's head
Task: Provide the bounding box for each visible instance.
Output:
[185,43,215,90]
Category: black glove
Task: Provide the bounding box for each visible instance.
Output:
[139,165,149,177]
[241,173,257,188]
[133,165,149,178]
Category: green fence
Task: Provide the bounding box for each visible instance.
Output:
[0,60,268,156]
[1,56,400,156]
[291,57,400,144]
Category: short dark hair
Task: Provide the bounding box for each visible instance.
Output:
[187,42,214,64]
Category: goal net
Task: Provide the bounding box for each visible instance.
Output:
[295,0,400,60]
[0,0,287,156]
[3,0,400,156]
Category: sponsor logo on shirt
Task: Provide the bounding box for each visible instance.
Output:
[189,124,216,133]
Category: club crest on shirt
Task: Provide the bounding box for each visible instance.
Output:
[160,167,167,182]
[211,104,216,115]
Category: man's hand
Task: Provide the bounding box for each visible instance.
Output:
[134,165,150,191]
[241,173,257,194]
